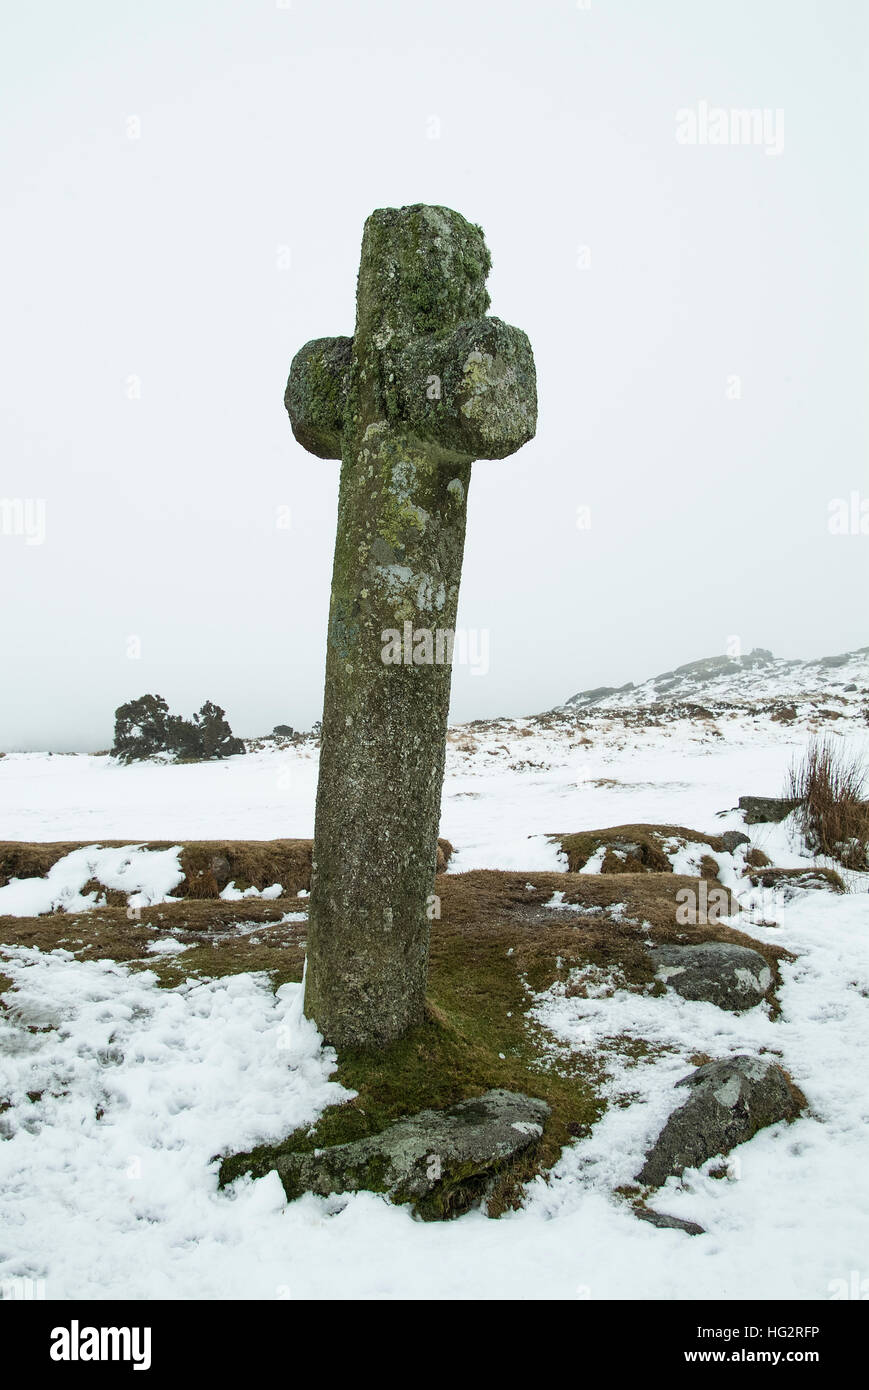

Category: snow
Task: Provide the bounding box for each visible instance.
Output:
[0,844,184,917]
[1,673,868,1299]
[2,890,866,1299]
[0,954,350,1299]
[565,645,869,714]
[220,881,283,902]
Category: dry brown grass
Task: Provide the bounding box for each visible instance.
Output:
[785,738,869,870]
[746,865,847,894]
[744,847,772,869]
[551,824,731,879]
[0,837,453,901]
[0,897,308,990]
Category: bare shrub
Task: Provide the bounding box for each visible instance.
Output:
[786,738,869,870]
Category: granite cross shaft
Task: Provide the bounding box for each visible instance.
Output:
[285,204,537,1051]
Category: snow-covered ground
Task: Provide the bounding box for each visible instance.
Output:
[2,702,867,874]
[1,665,868,1300]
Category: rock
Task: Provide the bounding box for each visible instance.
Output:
[273,1089,550,1220]
[634,1207,705,1236]
[637,1056,801,1188]
[747,865,846,895]
[738,795,799,825]
[720,831,750,853]
[647,943,772,1012]
[209,854,233,890]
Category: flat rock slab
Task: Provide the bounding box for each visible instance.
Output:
[273,1089,550,1220]
[637,1055,801,1188]
[648,942,773,1012]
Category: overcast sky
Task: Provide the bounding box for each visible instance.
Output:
[1,0,866,750]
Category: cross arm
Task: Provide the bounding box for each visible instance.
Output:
[284,335,353,459]
[395,316,537,461]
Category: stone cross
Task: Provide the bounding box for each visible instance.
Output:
[285,204,537,1051]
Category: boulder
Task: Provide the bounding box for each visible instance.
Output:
[738,796,798,825]
[273,1089,550,1220]
[647,943,772,1012]
[637,1055,801,1188]
[720,830,750,853]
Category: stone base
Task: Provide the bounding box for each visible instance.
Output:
[273,1089,550,1220]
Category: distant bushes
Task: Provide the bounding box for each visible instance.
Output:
[786,737,869,870]
[112,695,245,764]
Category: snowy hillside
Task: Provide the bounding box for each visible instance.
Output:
[562,645,869,715]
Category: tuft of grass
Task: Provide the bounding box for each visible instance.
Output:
[786,738,869,871]
[551,825,731,880]
[744,847,772,869]
[747,865,847,894]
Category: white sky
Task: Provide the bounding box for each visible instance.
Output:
[1,0,867,750]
